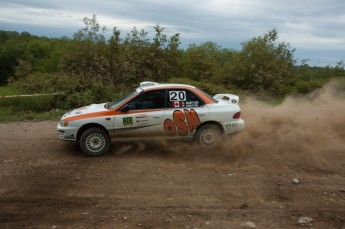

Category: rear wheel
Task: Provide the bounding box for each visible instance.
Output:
[194,124,221,147]
[80,127,110,156]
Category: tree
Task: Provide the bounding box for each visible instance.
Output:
[181,42,234,82]
[121,24,181,85]
[60,15,108,83]
[227,29,295,96]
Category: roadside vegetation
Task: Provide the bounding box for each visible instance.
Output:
[1,15,344,121]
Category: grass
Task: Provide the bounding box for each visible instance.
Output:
[0,86,67,122]
[0,86,20,96]
[0,107,65,122]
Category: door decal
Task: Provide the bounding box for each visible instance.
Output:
[123,117,133,125]
[164,109,201,137]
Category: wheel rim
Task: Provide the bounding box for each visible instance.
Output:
[199,129,219,146]
[85,133,106,153]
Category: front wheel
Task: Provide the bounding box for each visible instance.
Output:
[79,128,110,156]
[194,124,221,147]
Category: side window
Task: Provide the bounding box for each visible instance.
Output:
[126,90,166,110]
[166,89,204,108]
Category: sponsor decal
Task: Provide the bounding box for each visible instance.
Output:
[171,101,199,108]
[135,113,149,125]
[226,122,239,129]
[123,117,133,125]
[136,119,149,123]
[185,101,199,107]
[135,114,149,119]
[164,109,201,137]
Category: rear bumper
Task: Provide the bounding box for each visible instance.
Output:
[222,119,245,134]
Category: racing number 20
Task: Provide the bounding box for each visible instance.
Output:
[169,91,186,101]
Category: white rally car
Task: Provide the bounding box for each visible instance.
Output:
[57,82,244,156]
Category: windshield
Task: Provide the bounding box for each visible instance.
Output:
[107,90,138,110]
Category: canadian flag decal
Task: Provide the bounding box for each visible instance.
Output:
[172,101,184,108]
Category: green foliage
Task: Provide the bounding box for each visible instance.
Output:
[181,42,235,83]
[0,106,64,122]
[167,77,241,96]
[0,96,54,112]
[0,86,20,95]
[292,60,345,94]
[11,72,116,109]
[1,16,345,121]
[60,15,108,82]
[227,29,295,97]
[60,17,181,88]
[0,31,67,85]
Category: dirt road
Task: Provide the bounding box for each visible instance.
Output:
[1,84,345,228]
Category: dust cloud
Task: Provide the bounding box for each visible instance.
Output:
[114,81,345,171]
[220,80,345,171]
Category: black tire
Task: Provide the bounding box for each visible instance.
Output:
[79,127,111,156]
[194,124,221,147]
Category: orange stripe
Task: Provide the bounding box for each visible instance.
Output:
[64,109,163,122]
[64,110,114,122]
[188,88,215,104]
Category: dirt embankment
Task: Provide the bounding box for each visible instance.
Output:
[0,81,344,228]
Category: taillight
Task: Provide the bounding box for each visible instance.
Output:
[233,111,241,119]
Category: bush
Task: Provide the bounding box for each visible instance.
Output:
[11,73,118,109]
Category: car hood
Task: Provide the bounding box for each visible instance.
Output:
[62,103,108,119]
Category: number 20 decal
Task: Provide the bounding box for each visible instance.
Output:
[169,91,186,101]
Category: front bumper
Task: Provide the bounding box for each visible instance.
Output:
[57,123,79,141]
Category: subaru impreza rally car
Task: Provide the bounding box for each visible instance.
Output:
[57,82,244,156]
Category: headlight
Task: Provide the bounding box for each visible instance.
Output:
[60,120,68,127]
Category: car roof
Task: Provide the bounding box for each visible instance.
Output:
[139,82,196,91]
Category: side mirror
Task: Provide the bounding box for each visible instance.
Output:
[119,104,129,112]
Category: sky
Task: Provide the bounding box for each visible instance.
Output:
[0,0,344,66]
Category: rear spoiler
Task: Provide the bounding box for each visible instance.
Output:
[213,94,239,104]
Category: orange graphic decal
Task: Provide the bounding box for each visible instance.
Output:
[164,119,176,137]
[184,109,201,132]
[164,109,201,137]
[173,110,188,136]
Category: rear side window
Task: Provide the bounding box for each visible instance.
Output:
[195,88,218,103]
[166,89,204,108]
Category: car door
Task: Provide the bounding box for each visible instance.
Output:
[113,89,166,139]
[163,88,210,139]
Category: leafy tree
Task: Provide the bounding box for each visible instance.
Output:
[60,15,108,83]
[122,26,151,85]
[0,31,22,85]
[112,24,181,86]
[227,29,295,96]
[181,42,235,82]
[0,31,65,85]
[13,60,32,79]
[107,27,125,85]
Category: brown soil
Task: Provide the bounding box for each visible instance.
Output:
[1,83,345,228]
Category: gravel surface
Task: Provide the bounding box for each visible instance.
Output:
[0,120,344,228]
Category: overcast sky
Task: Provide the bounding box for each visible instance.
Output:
[1,0,344,66]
